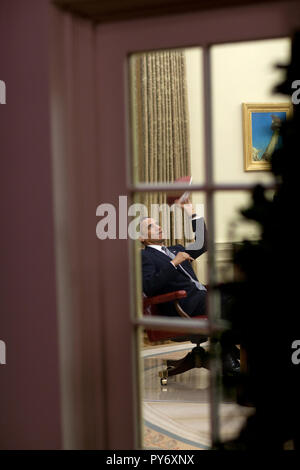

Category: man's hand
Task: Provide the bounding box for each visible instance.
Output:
[174,197,195,218]
[172,251,194,266]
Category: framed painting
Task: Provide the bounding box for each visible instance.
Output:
[242,103,292,171]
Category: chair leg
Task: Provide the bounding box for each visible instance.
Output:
[167,351,195,377]
[166,356,189,368]
[160,345,208,382]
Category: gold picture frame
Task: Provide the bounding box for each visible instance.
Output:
[242,102,292,171]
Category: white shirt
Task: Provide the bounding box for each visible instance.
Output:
[148,245,165,253]
[148,215,201,267]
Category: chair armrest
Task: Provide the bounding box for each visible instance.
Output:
[143,290,187,308]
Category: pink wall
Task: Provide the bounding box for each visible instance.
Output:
[0,0,62,449]
[49,9,111,449]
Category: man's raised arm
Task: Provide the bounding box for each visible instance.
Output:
[185,216,208,260]
[175,198,208,260]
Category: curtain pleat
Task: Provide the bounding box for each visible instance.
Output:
[131,50,191,245]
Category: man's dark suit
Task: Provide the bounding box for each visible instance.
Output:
[142,218,208,317]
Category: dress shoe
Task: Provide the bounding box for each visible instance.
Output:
[222,352,240,376]
[230,345,240,362]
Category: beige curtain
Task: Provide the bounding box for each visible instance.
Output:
[131,50,192,246]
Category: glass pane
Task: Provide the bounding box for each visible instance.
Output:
[211,38,291,184]
[129,47,205,186]
[141,326,212,450]
[213,189,276,282]
[131,190,209,322]
[213,190,263,284]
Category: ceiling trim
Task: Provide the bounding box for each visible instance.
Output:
[52,0,284,24]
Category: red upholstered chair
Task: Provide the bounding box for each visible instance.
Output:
[143,290,209,385]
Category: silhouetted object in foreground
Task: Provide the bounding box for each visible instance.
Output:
[217,30,300,450]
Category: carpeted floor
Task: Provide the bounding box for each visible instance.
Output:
[144,422,207,450]
[142,342,254,450]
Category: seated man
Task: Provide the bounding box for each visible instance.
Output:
[140,199,240,375]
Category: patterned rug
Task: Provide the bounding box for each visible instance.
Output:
[142,343,254,450]
[144,422,207,450]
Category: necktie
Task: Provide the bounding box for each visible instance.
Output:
[161,246,207,291]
